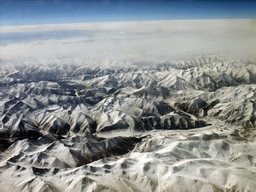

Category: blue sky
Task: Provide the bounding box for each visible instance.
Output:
[1,0,256,26]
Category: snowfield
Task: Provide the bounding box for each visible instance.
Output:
[0,19,256,191]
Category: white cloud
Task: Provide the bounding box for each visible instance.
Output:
[1,19,256,65]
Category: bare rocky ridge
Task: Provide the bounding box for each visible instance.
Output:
[0,55,256,191]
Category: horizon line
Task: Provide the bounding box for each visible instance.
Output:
[1,18,254,33]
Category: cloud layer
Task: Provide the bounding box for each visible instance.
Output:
[1,19,256,65]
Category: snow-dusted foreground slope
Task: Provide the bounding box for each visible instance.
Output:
[0,55,256,191]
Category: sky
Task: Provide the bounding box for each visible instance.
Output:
[0,0,256,26]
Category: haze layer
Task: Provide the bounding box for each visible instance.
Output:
[1,19,256,63]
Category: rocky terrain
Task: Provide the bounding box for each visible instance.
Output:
[0,55,256,191]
